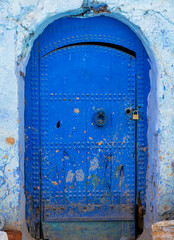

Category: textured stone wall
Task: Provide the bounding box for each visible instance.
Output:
[152,221,174,240]
[0,0,173,239]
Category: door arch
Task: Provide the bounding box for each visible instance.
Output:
[25,16,150,239]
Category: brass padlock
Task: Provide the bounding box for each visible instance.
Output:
[132,110,139,120]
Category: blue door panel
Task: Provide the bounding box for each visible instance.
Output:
[25,16,150,240]
[40,43,136,224]
[39,17,139,58]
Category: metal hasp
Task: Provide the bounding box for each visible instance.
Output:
[25,16,150,240]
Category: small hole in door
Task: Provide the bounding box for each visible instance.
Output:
[125,108,131,115]
[57,121,60,128]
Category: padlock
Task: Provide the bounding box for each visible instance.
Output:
[132,110,139,120]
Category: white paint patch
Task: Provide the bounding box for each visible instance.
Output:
[66,170,75,183]
[89,156,99,172]
[75,169,84,182]
[0,232,8,240]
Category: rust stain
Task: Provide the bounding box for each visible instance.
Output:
[98,141,103,146]
[52,181,58,186]
[4,155,8,159]
[20,70,25,79]
[164,204,168,211]
[74,108,80,114]
[89,137,93,140]
[143,147,148,152]
[92,4,111,14]
[122,136,128,145]
[56,150,59,153]
[159,155,163,160]
[17,119,19,123]
[6,137,15,145]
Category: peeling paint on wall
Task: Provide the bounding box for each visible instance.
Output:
[5,137,15,145]
[152,220,174,240]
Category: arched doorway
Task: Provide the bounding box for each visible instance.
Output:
[25,16,150,239]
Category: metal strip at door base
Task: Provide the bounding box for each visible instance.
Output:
[44,204,134,222]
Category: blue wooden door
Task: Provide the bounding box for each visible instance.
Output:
[40,46,135,239]
[25,16,150,240]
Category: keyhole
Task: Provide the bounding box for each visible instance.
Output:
[57,121,60,128]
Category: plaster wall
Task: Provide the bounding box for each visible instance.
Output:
[0,0,173,239]
[152,220,174,240]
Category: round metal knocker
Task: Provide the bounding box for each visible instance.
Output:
[95,110,107,127]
